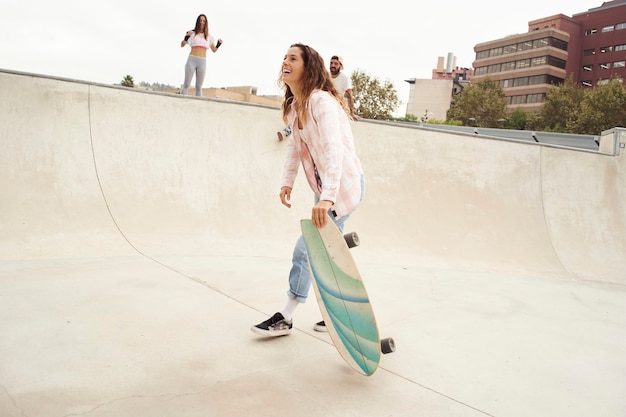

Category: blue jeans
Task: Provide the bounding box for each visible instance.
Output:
[287,175,364,303]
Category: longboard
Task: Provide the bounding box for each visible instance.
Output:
[301,217,394,376]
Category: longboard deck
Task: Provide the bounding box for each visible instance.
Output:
[301,218,381,376]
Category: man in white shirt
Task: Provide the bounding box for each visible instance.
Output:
[329,55,359,120]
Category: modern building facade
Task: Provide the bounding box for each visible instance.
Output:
[404,78,455,121]
[472,0,626,112]
[570,1,626,87]
[405,54,474,119]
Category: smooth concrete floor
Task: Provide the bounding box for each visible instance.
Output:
[1,251,624,417]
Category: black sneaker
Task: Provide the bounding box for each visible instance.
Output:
[313,320,327,332]
[251,312,293,336]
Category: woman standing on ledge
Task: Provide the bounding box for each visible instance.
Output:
[180,14,223,96]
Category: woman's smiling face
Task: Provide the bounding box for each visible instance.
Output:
[282,46,304,88]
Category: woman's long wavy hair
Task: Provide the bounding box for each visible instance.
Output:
[193,14,209,40]
[279,43,348,125]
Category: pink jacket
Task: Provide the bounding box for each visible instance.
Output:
[281,90,364,218]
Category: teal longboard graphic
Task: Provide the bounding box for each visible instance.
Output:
[301,219,381,376]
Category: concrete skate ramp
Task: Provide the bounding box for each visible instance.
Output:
[1,70,626,417]
[1,70,625,282]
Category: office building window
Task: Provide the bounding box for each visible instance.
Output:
[518,41,533,51]
[616,44,626,51]
[527,93,545,104]
[602,25,615,32]
[598,79,609,85]
[475,67,488,75]
[550,38,568,51]
[582,81,593,87]
[479,55,566,76]
[500,75,558,89]
[488,64,501,73]
[532,56,547,66]
[614,61,626,68]
[548,75,564,85]
[600,62,611,69]
[584,49,596,56]
[489,47,503,57]
[529,75,547,85]
[510,95,526,105]
[476,37,568,60]
[585,28,598,35]
[547,56,566,69]
[617,22,626,30]
[501,62,516,71]
[600,46,613,53]
[583,64,593,71]
[514,77,529,87]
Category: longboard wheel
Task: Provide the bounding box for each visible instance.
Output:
[343,232,360,248]
[381,337,396,354]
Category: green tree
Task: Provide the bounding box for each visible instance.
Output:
[576,79,626,134]
[121,75,135,88]
[351,70,400,120]
[530,75,584,132]
[505,107,529,130]
[446,77,507,127]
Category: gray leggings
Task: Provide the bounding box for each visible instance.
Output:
[181,55,206,96]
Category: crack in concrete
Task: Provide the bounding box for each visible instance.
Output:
[1,383,29,417]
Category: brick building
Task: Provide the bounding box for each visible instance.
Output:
[472,0,626,112]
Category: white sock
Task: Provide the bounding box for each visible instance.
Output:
[280,298,300,320]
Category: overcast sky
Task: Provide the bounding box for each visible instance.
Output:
[1,0,597,111]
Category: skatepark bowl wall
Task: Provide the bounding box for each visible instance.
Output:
[1,70,625,283]
[2,70,626,417]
